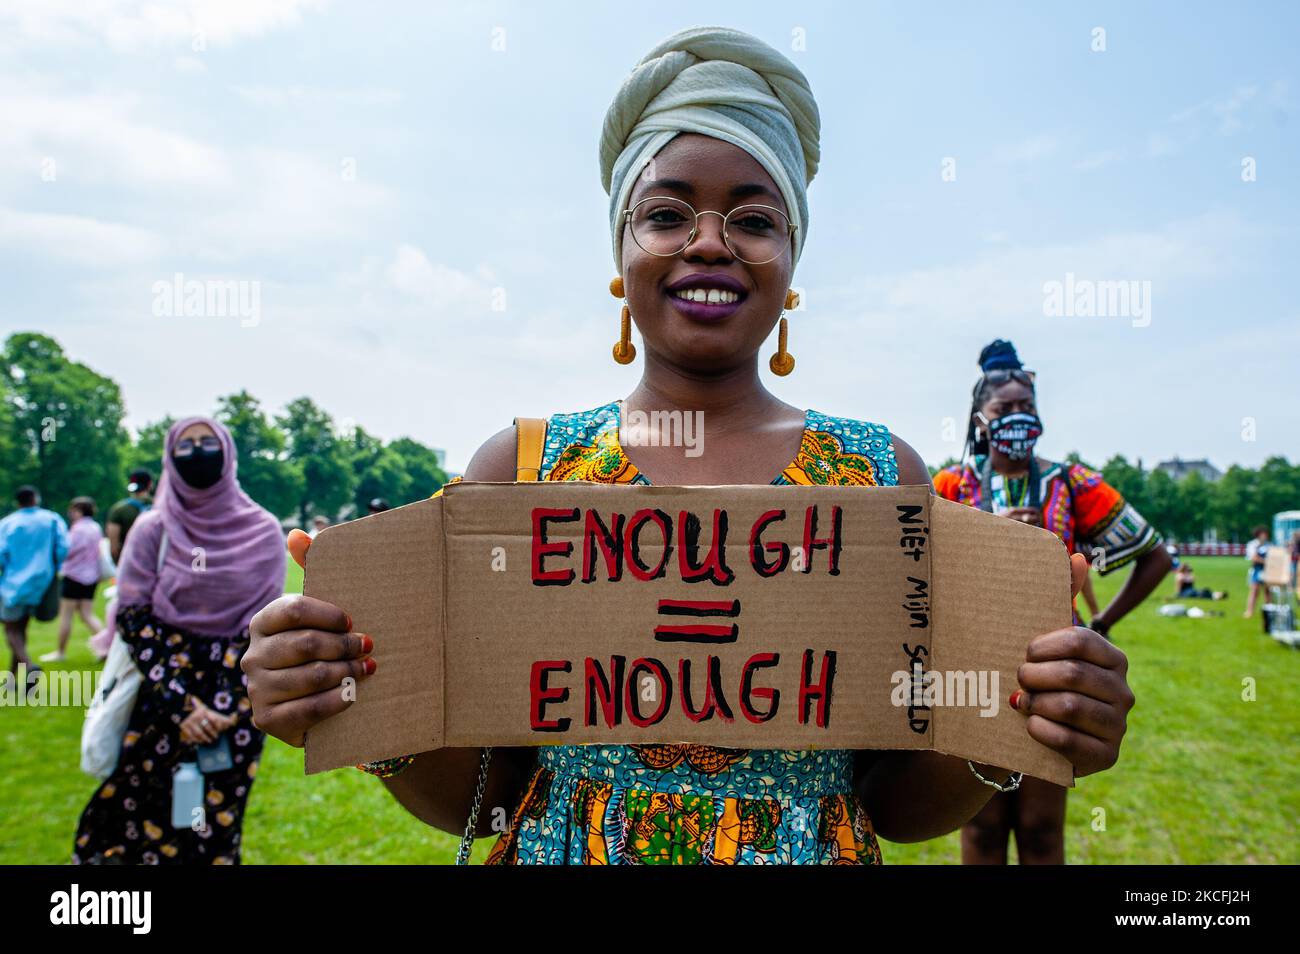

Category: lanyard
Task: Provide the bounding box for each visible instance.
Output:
[978,455,1041,513]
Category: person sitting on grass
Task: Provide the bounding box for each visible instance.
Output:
[1173,562,1226,601]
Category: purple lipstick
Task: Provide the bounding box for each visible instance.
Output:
[665,272,748,322]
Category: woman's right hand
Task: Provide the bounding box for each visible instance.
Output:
[242,530,376,746]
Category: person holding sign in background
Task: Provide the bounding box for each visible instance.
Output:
[934,340,1171,864]
[1242,526,1270,619]
[73,418,285,865]
[243,27,1136,865]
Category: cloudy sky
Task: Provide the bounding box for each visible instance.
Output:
[2,0,1296,473]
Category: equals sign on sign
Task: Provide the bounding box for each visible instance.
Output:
[654,599,740,643]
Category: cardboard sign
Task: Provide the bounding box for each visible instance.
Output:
[303,481,1075,786]
[1261,546,1293,587]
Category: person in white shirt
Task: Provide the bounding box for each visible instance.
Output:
[1243,526,1270,618]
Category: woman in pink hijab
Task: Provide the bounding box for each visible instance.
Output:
[72,417,285,865]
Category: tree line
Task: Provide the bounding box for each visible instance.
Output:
[932,452,1299,544]
[6,331,1294,540]
[1,333,448,525]
[1092,454,1297,544]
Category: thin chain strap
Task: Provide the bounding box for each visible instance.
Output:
[454,418,536,866]
[455,747,493,866]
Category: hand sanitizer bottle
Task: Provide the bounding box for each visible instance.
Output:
[171,761,204,830]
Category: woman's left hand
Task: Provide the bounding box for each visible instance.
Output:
[1013,554,1135,777]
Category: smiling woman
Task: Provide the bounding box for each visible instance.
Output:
[616,136,799,367]
[242,24,1137,867]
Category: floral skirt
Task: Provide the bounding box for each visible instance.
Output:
[72,605,264,865]
[485,745,882,865]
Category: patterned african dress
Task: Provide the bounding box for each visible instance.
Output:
[933,457,1163,621]
[481,399,899,865]
[71,604,264,865]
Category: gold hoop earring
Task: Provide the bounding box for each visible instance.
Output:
[610,276,635,364]
[769,289,798,376]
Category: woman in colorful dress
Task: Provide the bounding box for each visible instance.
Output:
[934,339,1171,864]
[73,417,285,864]
[242,26,1137,865]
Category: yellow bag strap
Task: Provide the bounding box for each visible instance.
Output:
[513,417,547,482]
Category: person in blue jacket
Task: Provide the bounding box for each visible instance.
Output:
[0,485,69,681]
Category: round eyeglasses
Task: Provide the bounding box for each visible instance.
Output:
[623,196,795,265]
[174,435,221,457]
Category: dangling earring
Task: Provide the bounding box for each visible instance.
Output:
[769,289,799,376]
[609,276,636,365]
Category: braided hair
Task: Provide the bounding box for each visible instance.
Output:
[961,339,1034,463]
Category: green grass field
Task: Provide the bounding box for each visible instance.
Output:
[2,557,1296,864]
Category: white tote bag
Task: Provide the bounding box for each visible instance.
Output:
[80,633,143,779]
[79,530,165,780]
[97,537,117,581]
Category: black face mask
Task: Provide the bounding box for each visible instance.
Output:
[978,411,1044,461]
[173,448,224,489]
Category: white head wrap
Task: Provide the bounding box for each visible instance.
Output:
[600,26,821,272]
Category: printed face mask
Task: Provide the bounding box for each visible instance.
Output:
[174,448,224,490]
[982,412,1043,461]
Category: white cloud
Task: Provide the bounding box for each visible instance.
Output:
[0,0,325,52]
[381,245,502,319]
[0,89,233,190]
[824,210,1241,329]
[192,148,395,259]
[0,207,164,264]
[1149,82,1289,156]
[388,245,466,300]
[40,250,613,472]
[232,86,402,108]
[0,81,397,265]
